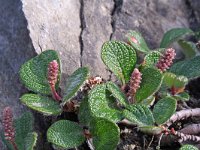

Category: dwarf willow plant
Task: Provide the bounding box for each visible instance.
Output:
[2,28,200,150]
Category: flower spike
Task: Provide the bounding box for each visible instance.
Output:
[48,60,61,101]
[156,48,176,72]
[127,68,142,103]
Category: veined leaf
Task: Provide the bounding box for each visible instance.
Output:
[180,144,198,150]
[153,97,177,125]
[88,84,123,122]
[90,117,120,150]
[20,94,62,115]
[170,56,200,79]
[178,39,197,59]
[160,28,193,48]
[123,104,155,126]
[19,50,60,94]
[101,41,137,84]
[135,67,163,103]
[143,51,162,67]
[174,92,190,101]
[126,30,150,53]
[62,67,89,105]
[106,82,128,106]
[139,126,164,135]
[47,120,85,149]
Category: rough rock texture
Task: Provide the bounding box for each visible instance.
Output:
[0,0,36,149]
[1,0,200,149]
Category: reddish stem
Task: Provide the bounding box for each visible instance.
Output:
[11,141,18,150]
[51,86,61,102]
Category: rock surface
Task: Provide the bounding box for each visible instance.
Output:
[0,0,36,149]
[0,0,200,149]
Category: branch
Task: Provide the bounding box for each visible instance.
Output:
[173,130,200,143]
[165,108,200,127]
[179,124,200,135]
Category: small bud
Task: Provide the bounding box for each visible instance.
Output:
[127,68,142,103]
[3,107,15,142]
[156,48,176,72]
[48,60,59,87]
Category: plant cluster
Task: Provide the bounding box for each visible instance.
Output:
[1,28,200,150]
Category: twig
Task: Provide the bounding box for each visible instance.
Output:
[173,130,200,143]
[156,133,163,150]
[165,108,200,127]
[179,124,200,135]
[146,135,154,149]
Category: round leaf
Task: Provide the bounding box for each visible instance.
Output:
[170,56,200,79]
[62,67,89,105]
[20,94,62,115]
[90,118,120,150]
[106,82,128,106]
[25,132,38,150]
[88,84,123,122]
[139,126,164,135]
[174,92,190,101]
[126,30,150,53]
[123,104,155,126]
[47,120,85,149]
[153,97,177,125]
[101,41,137,84]
[19,50,61,94]
[160,28,193,48]
[135,68,163,103]
[143,51,162,67]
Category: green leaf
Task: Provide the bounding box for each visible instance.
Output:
[160,28,193,48]
[14,112,34,150]
[126,30,150,53]
[47,120,85,149]
[135,67,163,103]
[178,39,197,59]
[90,117,120,150]
[78,97,93,126]
[153,97,177,125]
[19,50,60,95]
[170,56,200,79]
[25,132,38,150]
[123,104,155,126]
[139,126,164,135]
[106,81,128,106]
[180,145,198,150]
[174,92,190,101]
[163,72,188,88]
[88,84,123,122]
[139,96,155,106]
[20,94,62,115]
[143,51,162,67]
[101,41,137,84]
[62,67,89,105]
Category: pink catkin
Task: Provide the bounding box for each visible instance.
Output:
[156,48,176,72]
[48,60,61,101]
[3,107,15,142]
[48,60,59,87]
[127,68,142,103]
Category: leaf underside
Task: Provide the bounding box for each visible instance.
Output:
[20,94,62,115]
[63,67,89,105]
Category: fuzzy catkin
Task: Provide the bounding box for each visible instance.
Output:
[48,60,59,87]
[156,48,176,72]
[3,107,15,141]
[127,68,142,99]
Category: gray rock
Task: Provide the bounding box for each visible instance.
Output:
[0,0,36,148]
[81,0,114,79]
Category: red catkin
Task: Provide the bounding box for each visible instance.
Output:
[156,48,176,72]
[3,107,18,150]
[48,60,61,101]
[127,68,142,103]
